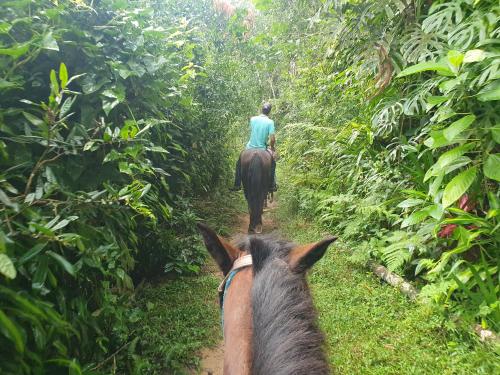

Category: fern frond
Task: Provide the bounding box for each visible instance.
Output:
[378,231,425,271]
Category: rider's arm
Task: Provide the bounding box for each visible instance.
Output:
[269,134,276,152]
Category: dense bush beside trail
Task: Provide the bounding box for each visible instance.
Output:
[1,0,497,372]
[0,0,261,373]
[251,0,499,331]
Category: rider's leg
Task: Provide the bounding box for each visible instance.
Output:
[232,157,242,190]
[270,158,277,192]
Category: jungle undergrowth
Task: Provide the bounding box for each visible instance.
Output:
[122,186,499,374]
[121,191,246,374]
[275,194,500,374]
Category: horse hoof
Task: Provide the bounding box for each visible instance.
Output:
[255,224,262,234]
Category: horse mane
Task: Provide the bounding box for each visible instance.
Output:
[237,235,330,375]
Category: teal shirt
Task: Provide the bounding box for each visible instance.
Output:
[246,115,275,149]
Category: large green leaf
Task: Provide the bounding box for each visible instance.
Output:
[18,243,48,264]
[102,97,120,116]
[424,125,469,149]
[491,124,500,144]
[484,154,500,182]
[397,198,425,208]
[41,31,59,51]
[426,96,449,111]
[49,216,78,231]
[60,96,75,118]
[47,251,75,276]
[436,143,475,169]
[401,208,430,228]
[0,78,20,90]
[426,204,444,220]
[463,49,486,63]
[50,69,59,94]
[101,87,125,116]
[0,22,12,34]
[429,172,444,198]
[426,96,450,105]
[424,143,476,181]
[477,80,500,102]
[0,188,17,210]
[0,42,30,58]
[442,167,477,208]
[443,114,475,141]
[0,309,24,353]
[23,112,45,126]
[81,74,110,94]
[59,63,68,89]
[32,256,48,290]
[0,254,16,279]
[397,60,454,78]
[424,130,450,149]
[444,156,472,175]
[447,50,463,68]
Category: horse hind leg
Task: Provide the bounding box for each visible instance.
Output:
[254,223,262,234]
[248,204,263,234]
[248,222,255,234]
[251,208,262,234]
[253,194,265,234]
[248,206,256,234]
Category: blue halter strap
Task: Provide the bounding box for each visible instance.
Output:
[221,269,239,328]
[218,254,253,330]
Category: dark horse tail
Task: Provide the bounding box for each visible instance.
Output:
[241,149,270,233]
[246,152,265,232]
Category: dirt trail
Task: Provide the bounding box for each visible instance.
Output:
[194,200,278,375]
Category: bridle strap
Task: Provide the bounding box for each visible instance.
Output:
[217,254,253,293]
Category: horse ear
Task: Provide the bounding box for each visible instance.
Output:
[197,223,240,275]
[288,236,337,273]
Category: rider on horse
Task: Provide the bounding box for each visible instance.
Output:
[232,102,277,192]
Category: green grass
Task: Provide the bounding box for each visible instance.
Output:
[277,211,500,374]
[131,273,221,374]
[126,191,245,374]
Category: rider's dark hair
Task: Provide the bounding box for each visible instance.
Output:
[262,102,272,115]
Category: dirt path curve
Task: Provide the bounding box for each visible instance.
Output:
[194,199,278,375]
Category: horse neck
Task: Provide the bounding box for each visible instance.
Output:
[251,259,329,375]
[223,268,253,375]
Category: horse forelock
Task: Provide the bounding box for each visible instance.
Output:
[239,234,329,375]
[236,233,291,273]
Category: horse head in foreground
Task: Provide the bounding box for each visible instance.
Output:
[198,223,337,375]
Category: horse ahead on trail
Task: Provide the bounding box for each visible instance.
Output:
[198,223,337,375]
[240,148,272,234]
[233,102,277,234]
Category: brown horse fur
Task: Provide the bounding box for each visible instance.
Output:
[197,223,337,374]
[239,149,272,233]
[198,223,253,374]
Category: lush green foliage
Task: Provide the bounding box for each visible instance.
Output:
[277,207,500,374]
[0,0,260,373]
[1,0,498,372]
[252,0,499,331]
[122,192,245,374]
[121,272,221,374]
